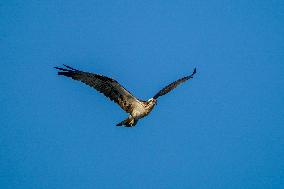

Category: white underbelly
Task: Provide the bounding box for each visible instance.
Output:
[131,103,155,119]
[131,105,147,118]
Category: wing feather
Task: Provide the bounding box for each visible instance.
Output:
[54,65,141,113]
[153,68,197,99]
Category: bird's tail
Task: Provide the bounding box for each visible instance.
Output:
[116,117,138,127]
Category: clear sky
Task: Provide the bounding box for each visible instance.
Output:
[1,0,284,188]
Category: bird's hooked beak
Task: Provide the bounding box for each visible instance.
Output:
[149,98,157,105]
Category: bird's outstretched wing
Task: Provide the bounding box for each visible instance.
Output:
[54,65,141,113]
[153,68,197,99]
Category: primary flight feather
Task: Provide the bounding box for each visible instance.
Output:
[54,65,197,127]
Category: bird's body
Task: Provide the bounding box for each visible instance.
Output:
[54,65,196,127]
[117,98,157,127]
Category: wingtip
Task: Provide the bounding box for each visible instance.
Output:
[54,64,79,72]
[63,64,79,71]
[189,67,197,78]
[54,66,68,72]
[63,64,72,69]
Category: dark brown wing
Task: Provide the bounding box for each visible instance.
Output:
[153,68,196,99]
[54,65,141,113]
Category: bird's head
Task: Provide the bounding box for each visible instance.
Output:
[147,98,157,105]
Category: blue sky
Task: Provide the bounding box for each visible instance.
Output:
[1,0,284,188]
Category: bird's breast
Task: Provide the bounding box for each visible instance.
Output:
[131,103,155,119]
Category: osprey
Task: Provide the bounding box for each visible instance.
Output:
[54,65,197,127]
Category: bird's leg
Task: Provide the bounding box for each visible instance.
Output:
[131,119,138,127]
[124,115,139,127]
[116,115,135,127]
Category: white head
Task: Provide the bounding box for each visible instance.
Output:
[147,98,157,105]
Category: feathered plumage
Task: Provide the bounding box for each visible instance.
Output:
[153,68,196,99]
[54,65,197,127]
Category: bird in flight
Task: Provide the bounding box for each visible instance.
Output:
[54,65,197,127]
